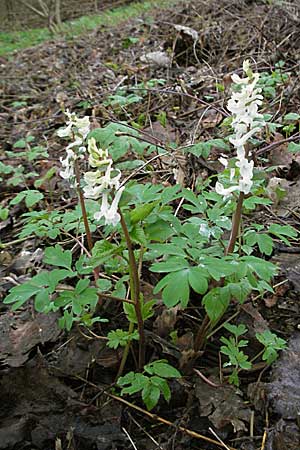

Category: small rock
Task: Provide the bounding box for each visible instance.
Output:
[140,51,170,68]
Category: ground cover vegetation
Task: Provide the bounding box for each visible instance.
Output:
[0,0,300,449]
[0,0,179,55]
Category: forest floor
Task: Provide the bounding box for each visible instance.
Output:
[0,1,300,449]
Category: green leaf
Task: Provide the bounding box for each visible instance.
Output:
[119,372,148,393]
[202,287,230,323]
[150,376,171,402]
[107,329,139,349]
[117,371,136,386]
[24,190,44,208]
[34,289,51,312]
[130,202,157,224]
[43,244,72,270]
[224,323,247,338]
[145,360,181,378]
[146,218,175,242]
[90,240,122,267]
[0,162,14,175]
[256,234,274,255]
[148,243,186,258]
[64,310,73,331]
[268,223,297,239]
[227,280,252,303]
[284,113,300,121]
[96,278,112,292]
[9,191,26,206]
[243,196,272,210]
[288,142,300,153]
[0,207,9,220]
[182,188,207,213]
[142,383,161,410]
[150,257,189,273]
[75,278,90,294]
[162,270,190,307]
[13,138,27,149]
[89,123,148,160]
[241,256,278,281]
[202,257,236,281]
[188,267,208,294]
[130,224,148,246]
[3,282,42,309]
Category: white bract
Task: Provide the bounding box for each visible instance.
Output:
[216,61,264,198]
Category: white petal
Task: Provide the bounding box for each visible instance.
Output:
[215,181,239,198]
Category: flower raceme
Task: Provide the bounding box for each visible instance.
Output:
[58,112,124,226]
[83,138,124,226]
[216,60,265,198]
[58,110,90,187]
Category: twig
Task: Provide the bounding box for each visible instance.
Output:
[122,428,138,450]
[193,368,223,388]
[73,375,237,450]
[209,428,232,450]
[256,132,300,156]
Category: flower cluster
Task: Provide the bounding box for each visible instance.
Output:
[83,137,124,226]
[216,61,264,198]
[57,110,90,187]
[58,112,124,226]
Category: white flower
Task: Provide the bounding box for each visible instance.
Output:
[83,162,121,199]
[87,138,110,168]
[215,61,264,199]
[57,122,73,138]
[58,111,91,186]
[219,156,228,168]
[57,110,90,142]
[243,59,250,74]
[94,187,125,226]
[215,181,239,198]
[229,127,260,148]
[60,149,76,185]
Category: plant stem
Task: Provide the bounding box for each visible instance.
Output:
[119,211,145,371]
[194,192,245,352]
[225,192,244,255]
[74,161,94,253]
[193,314,211,352]
[116,321,135,380]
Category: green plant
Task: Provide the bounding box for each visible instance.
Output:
[0,206,9,221]
[117,359,181,410]
[220,323,252,386]
[10,190,44,209]
[256,330,287,364]
[3,61,296,412]
[257,61,289,98]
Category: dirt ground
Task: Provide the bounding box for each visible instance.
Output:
[0,1,300,449]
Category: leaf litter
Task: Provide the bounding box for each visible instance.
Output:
[0,0,300,449]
